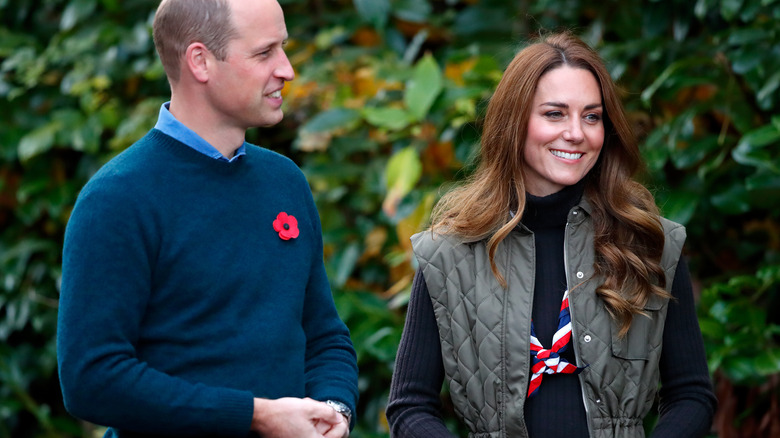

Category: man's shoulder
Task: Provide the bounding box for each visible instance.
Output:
[76,131,164,200]
[245,143,296,166]
[95,130,163,175]
[244,143,307,182]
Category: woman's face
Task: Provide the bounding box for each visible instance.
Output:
[522,66,605,197]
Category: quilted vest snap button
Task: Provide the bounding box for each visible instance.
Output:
[584,334,592,342]
[576,271,584,279]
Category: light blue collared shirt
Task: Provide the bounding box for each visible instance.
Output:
[154,102,247,162]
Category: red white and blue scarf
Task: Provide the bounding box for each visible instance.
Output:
[528,289,585,398]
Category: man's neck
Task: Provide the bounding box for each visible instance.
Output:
[168,97,245,159]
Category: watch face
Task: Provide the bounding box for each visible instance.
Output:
[326,400,352,421]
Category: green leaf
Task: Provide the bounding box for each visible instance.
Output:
[732,123,780,172]
[300,108,361,134]
[672,17,690,42]
[99,0,121,11]
[698,319,726,339]
[353,0,391,29]
[404,54,443,121]
[756,70,780,108]
[48,109,100,154]
[658,189,699,224]
[453,6,512,36]
[0,28,34,57]
[642,128,670,171]
[393,0,432,22]
[722,356,759,383]
[313,26,350,50]
[17,122,58,162]
[363,326,402,362]
[641,6,669,38]
[726,28,767,45]
[384,146,422,196]
[720,0,744,21]
[729,302,766,328]
[640,57,712,105]
[109,98,164,151]
[744,171,780,209]
[334,242,362,287]
[362,107,411,130]
[711,184,752,215]
[60,0,98,31]
[708,300,730,324]
[671,136,720,170]
[694,0,718,19]
[753,348,780,376]
[729,45,765,74]
[746,171,780,191]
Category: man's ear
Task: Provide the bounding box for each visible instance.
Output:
[184,42,211,83]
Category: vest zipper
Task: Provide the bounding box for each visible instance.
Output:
[564,218,595,437]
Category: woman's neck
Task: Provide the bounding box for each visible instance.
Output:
[522,180,586,231]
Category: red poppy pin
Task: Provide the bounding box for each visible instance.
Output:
[273,212,299,240]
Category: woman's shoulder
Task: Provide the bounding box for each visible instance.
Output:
[411,230,479,263]
[657,216,687,279]
[412,229,462,248]
[659,216,686,239]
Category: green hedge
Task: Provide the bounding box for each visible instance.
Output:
[1,0,778,436]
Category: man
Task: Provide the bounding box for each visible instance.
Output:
[56,0,358,437]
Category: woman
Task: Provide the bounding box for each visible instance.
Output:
[386,32,716,438]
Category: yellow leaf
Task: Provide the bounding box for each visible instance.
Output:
[396,192,435,252]
[383,147,422,217]
[445,57,478,86]
[362,226,389,259]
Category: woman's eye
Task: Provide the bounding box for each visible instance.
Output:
[585,113,601,123]
[544,111,563,119]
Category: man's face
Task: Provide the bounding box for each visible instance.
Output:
[207,0,295,130]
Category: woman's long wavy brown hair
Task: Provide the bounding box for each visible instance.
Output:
[430,32,669,336]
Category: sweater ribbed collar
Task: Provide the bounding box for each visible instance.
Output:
[521,180,586,231]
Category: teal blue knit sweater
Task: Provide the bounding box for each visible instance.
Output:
[57,129,358,437]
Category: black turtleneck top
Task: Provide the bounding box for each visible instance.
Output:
[521,182,590,437]
[386,183,716,437]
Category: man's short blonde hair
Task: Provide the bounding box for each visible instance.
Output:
[152,0,238,82]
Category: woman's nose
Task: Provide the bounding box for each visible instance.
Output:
[562,121,584,144]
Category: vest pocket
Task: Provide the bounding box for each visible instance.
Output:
[610,295,665,360]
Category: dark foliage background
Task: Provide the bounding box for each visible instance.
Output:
[1,0,778,436]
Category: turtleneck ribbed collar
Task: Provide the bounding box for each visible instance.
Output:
[521,180,586,231]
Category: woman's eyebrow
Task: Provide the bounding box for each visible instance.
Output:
[538,102,603,109]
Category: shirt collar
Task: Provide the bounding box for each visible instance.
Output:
[154,102,247,162]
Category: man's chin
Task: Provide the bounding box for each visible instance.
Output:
[255,112,285,128]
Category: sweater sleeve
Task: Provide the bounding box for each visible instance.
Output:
[300,181,359,422]
[651,256,717,437]
[57,181,254,436]
[386,270,456,438]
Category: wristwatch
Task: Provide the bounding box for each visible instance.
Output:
[325,400,352,425]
